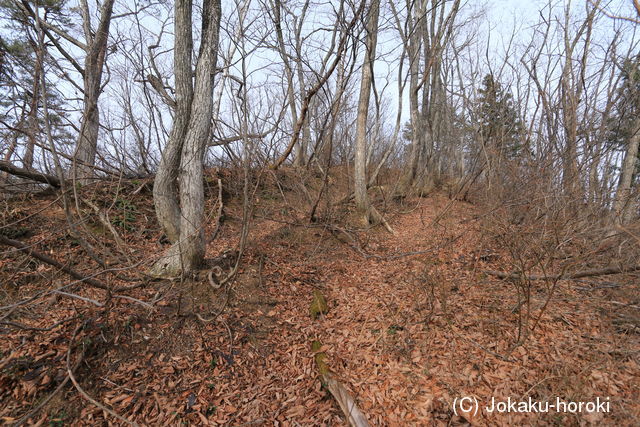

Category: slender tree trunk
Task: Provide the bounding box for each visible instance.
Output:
[561,75,580,197]
[271,0,301,167]
[294,11,310,167]
[153,0,194,242]
[354,0,379,224]
[404,3,422,188]
[1,134,19,183]
[73,0,115,182]
[23,62,40,169]
[613,120,640,224]
[151,0,221,276]
[587,143,601,205]
[321,60,347,167]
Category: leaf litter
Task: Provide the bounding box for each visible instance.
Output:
[0,182,638,426]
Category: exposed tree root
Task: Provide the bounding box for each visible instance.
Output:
[369,205,395,235]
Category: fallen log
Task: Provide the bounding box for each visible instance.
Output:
[485,264,640,281]
[0,234,109,290]
[311,340,370,427]
[0,160,62,187]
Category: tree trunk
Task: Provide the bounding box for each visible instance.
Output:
[293,8,310,167]
[271,0,302,167]
[613,120,640,225]
[404,3,422,188]
[23,62,40,169]
[73,0,115,182]
[320,59,349,167]
[354,0,379,225]
[151,0,221,276]
[153,0,194,242]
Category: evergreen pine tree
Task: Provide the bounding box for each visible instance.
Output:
[477,74,525,160]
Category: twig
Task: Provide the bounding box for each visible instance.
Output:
[53,290,103,307]
[0,234,111,290]
[12,323,85,426]
[0,316,81,332]
[13,377,70,426]
[66,326,138,426]
[100,377,135,393]
[485,264,640,281]
[211,178,224,241]
[573,278,622,290]
[609,301,640,310]
[113,294,156,311]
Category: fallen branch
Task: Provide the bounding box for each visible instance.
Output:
[369,205,395,235]
[13,338,83,426]
[0,316,80,332]
[66,326,138,426]
[609,301,640,310]
[0,160,62,187]
[52,290,103,307]
[84,199,130,259]
[311,341,369,427]
[0,234,110,290]
[485,264,640,281]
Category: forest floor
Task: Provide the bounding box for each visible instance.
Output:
[1,168,639,426]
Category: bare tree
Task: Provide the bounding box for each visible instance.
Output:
[613,117,640,224]
[151,0,222,276]
[393,0,461,191]
[354,0,379,225]
[612,59,640,225]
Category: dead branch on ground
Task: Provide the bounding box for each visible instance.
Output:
[485,264,640,281]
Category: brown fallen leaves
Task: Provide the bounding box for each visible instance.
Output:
[1,191,639,425]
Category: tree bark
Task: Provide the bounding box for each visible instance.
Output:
[23,61,41,169]
[151,0,221,276]
[354,0,380,225]
[153,0,194,242]
[73,0,116,182]
[612,119,640,224]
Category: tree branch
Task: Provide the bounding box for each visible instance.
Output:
[270,0,366,169]
[144,74,176,108]
[0,234,110,290]
[485,265,640,281]
[0,160,62,187]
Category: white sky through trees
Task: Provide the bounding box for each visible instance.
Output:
[1,0,638,168]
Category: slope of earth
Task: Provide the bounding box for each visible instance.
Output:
[0,173,638,425]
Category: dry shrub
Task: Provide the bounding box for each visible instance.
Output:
[468,160,640,347]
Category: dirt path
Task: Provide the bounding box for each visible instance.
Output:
[239,195,639,425]
[2,193,638,425]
